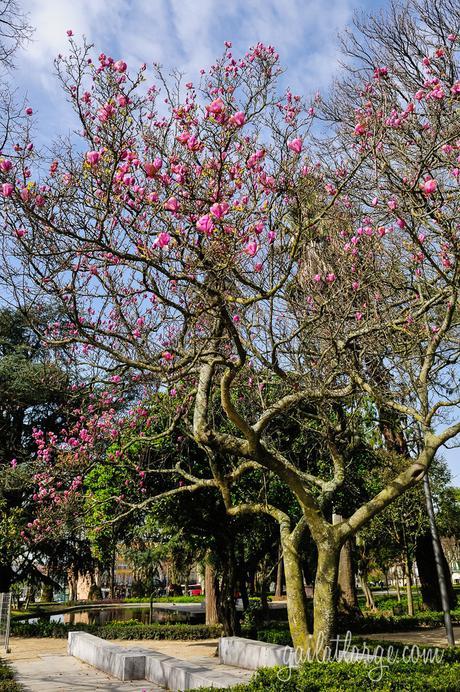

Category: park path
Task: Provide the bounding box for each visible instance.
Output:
[6,638,162,691]
[365,625,460,648]
[6,637,252,691]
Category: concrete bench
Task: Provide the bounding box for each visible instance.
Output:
[68,631,244,689]
[219,637,296,670]
[145,649,242,689]
[68,631,151,681]
[219,636,376,670]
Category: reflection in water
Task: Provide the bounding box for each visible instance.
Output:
[23,606,205,625]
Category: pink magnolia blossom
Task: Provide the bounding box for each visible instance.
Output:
[287,138,303,154]
[210,202,229,219]
[244,240,258,257]
[144,162,158,177]
[156,232,170,248]
[113,60,127,73]
[229,111,245,127]
[0,159,12,173]
[86,151,101,166]
[164,197,179,212]
[326,273,336,283]
[420,178,437,195]
[1,183,13,197]
[196,214,215,234]
[206,98,225,115]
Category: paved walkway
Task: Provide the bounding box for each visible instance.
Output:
[6,638,253,691]
[6,639,162,691]
[365,625,460,647]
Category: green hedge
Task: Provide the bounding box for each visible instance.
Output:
[120,596,204,604]
[339,608,460,634]
[11,619,221,640]
[195,660,460,691]
[0,659,23,691]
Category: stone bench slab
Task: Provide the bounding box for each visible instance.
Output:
[68,631,152,681]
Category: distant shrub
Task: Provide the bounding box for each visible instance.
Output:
[11,618,221,641]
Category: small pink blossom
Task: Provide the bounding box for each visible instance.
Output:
[210,202,229,219]
[15,229,26,238]
[164,197,179,212]
[196,214,215,234]
[244,241,258,257]
[206,98,225,116]
[1,183,13,197]
[156,232,170,248]
[355,311,363,321]
[86,151,101,166]
[113,60,127,73]
[0,159,12,173]
[420,178,437,195]
[287,138,303,154]
[25,107,33,116]
[162,351,174,361]
[66,29,73,36]
[229,111,245,127]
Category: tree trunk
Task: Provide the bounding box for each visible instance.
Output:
[404,556,414,616]
[0,564,13,593]
[332,514,360,615]
[360,572,376,610]
[395,567,401,602]
[239,562,249,611]
[415,531,457,611]
[205,562,219,626]
[217,547,240,636]
[275,543,284,598]
[311,543,340,656]
[281,533,310,652]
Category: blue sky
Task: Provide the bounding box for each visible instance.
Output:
[7,0,460,482]
[12,0,384,143]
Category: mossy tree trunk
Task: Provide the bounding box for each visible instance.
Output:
[281,530,310,653]
[310,541,341,656]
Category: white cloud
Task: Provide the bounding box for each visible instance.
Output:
[14,0,363,141]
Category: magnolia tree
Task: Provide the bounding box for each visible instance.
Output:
[1,0,460,652]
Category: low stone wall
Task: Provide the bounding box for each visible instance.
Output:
[68,631,244,689]
[68,631,151,681]
[219,636,376,670]
[219,637,296,670]
[145,650,241,689]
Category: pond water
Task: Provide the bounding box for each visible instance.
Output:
[22,606,205,625]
